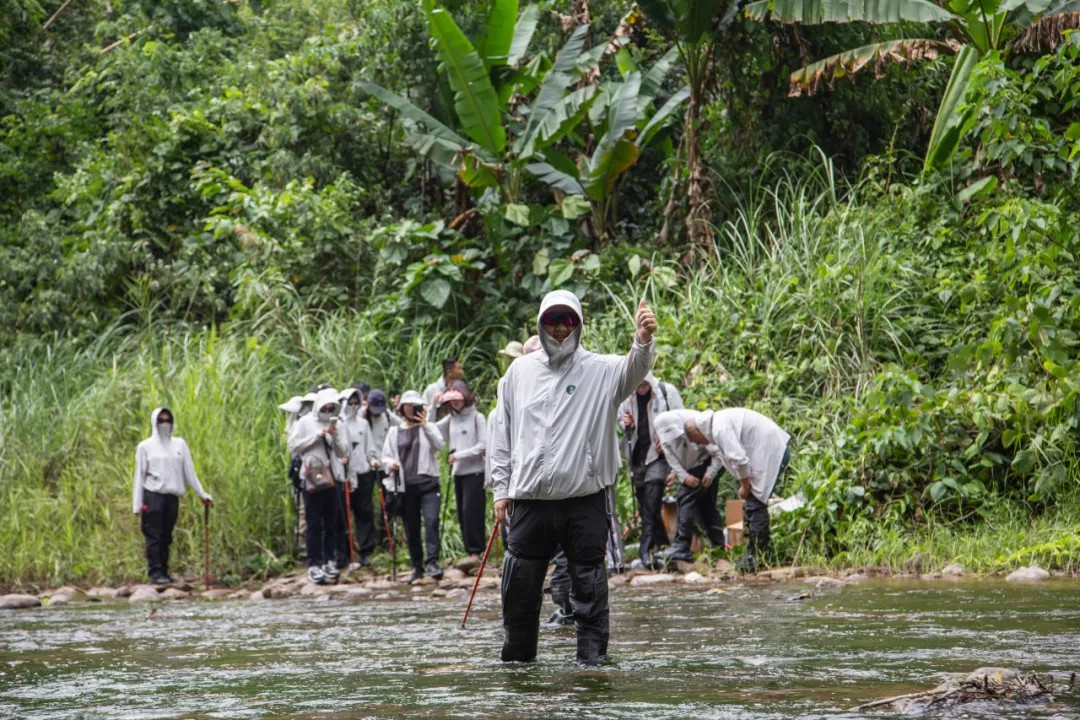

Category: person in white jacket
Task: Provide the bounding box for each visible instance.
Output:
[489,290,656,665]
[132,407,212,585]
[382,390,446,583]
[363,389,401,549]
[338,387,377,569]
[653,408,726,563]
[288,387,350,585]
[618,373,683,568]
[436,380,488,557]
[684,409,791,572]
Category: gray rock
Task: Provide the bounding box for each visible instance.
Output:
[454,555,482,574]
[442,568,467,583]
[50,586,88,603]
[804,576,844,589]
[844,573,870,584]
[248,591,266,602]
[365,580,397,591]
[47,596,68,607]
[630,573,680,586]
[942,563,966,577]
[113,586,133,599]
[200,588,234,600]
[128,586,161,604]
[1005,566,1050,583]
[683,571,709,584]
[1,594,42,609]
[161,588,189,600]
[446,588,466,599]
[431,588,449,598]
[314,594,331,603]
[86,587,116,600]
[299,583,327,596]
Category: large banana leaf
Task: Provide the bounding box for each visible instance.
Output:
[515,24,590,158]
[525,162,586,195]
[584,138,640,201]
[597,71,642,152]
[638,0,731,43]
[355,80,477,166]
[788,38,961,96]
[530,86,600,156]
[482,0,519,68]
[638,85,690,147]
[638,46,681,112]
[925,44,979,169]
[745,0,955,23]
[507,4,541,66]
[426,5,507,154]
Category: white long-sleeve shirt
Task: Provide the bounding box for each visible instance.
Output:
[132,407,210,513]
[654,409,722,482]
[437,407,488,476]
[701,408,791,502]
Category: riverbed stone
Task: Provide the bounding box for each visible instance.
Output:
[248,591,266,602]
[431,588,448,598]
[47,596,68,607]
[942,563,966,577]
[113,586,134,599]
[128,586,161,604]
[454,556,482,574]
[200,588,234,600]
[684,571,709,584]
[446,588,466,599]
[844,573,870,584]
[1,594,42,609]
[161,588,189,600]
[630,573,680,586]
[86,587,116,600]
[478,576,499,590]
[608,573,630,588]
[410,585,424,593]
[1005,566,1050,583]
[714,559,733,575]
[443,568,467,583]
[299,583,327,596]
[344,588,373,600]
[760,566,805,581]
[50,586,88,603]
[366,580,397,591]
[805,576,844,589]
[314,594,330,603]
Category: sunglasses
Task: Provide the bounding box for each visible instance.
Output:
[540,310,580,328]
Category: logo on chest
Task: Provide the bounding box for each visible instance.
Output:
[566,385,576,396]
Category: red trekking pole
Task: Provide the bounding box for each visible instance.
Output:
[461,520,500,629]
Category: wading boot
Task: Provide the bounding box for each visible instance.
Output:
[501,554,547,662]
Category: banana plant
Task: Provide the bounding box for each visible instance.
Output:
[525,48,691,239]
[744,0,1080,169]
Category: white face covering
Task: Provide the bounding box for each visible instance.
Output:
[539,325,581,370]
[158,422,173,440]
[318,411,332,422]
[344,403,360,418]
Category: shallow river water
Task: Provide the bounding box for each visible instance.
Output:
[1,578,1077,719]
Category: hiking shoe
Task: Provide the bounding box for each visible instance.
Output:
[307,566,327,585]
[425,561,444,581]
[407,568,424,584]
[323,561,341,582]
[358,555,372,568]
[661,545,694,563]
[149,575,171,586]
[540,609,575,629]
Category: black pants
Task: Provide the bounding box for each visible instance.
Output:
[744,446,791,565]
[673,462,725,549]
[454,472,487,554]
[303,487,340,567]
[141,490,179,579]
[402,478,441,570]
[336,472,378,564]
[501,489,610,664]
[634,480,669,560]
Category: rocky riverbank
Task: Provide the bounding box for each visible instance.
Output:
[0,560,1068,611]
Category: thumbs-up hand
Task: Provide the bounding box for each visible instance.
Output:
[635,298,657,344]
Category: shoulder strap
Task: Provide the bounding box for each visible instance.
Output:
[658,382,670,409]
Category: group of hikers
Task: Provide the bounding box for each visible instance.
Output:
[131,290,793,665]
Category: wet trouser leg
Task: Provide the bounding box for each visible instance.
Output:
[502,501,557,662]
[743,495,770,569]
[352,471,377,559]
[402,481,426,571]
[141,491,178,579]
[604,486,624,573]
[636,480,667,561]
[455,472,487,555]
[672,462,713,551]
[420,480,441,567]
[561,490,611,664]
[549,548,571,616]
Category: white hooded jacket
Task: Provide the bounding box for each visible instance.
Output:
[654,409,722,482]
[339,388,371,485]
[287,388,350,490]
[132,407,211,513]
[437,406,488,477]
[697,408,791,503]
[490,290,654,501]
[617,373,684,467]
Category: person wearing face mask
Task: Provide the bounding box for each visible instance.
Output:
[288,388,350,585]
[382,391,446,583]
[280,393,310,558]
[490,291,656,665]
[422,356,465,418]
[436,380,488,558]
[132,407,213,585]
[338,387,377,569]
[362,389,401,548]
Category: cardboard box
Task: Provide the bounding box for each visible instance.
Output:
[725,499,744,547]
[660,497,703,552]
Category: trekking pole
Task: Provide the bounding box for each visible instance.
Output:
[203,502,211,590]
[378,484,396,582]
[344,478,355,567]
[461,520,500,630]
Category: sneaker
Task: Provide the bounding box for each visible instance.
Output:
[164,574,177,584]
[359,555,372,568]
[323,561,341,582]
[307,566,326,585]
[149,574,171,586]
[425,561,444,581]
[540,609,575,629]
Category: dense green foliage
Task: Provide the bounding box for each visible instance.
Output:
[1,0,1078,586]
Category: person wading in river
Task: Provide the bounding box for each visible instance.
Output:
[132,407,213,585]
[490,290,656,665]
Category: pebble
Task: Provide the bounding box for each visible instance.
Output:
[942,563,966,577]
[1005,566,1050,583]
[683,571,709,584]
